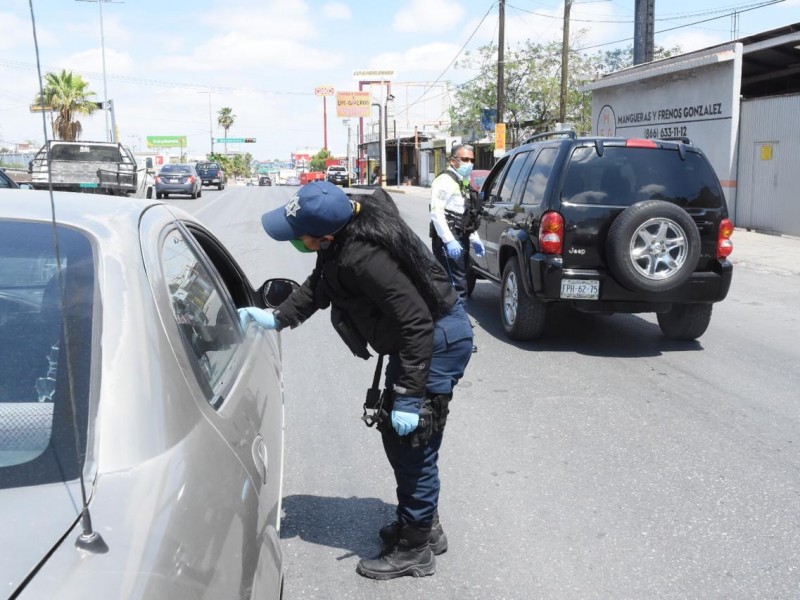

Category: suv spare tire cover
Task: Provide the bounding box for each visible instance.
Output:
[606,200,700,293]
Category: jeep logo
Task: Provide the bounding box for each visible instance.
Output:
[568,247,586,255]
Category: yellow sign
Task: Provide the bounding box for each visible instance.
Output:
[494,123,506,157]
[336,91,372,118]
[761,145,773,160]
[315,86,335,97]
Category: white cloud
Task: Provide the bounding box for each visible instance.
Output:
[393,0,465,33]
[322,3,352,20]
[658,31,726,54]
[370,42,464,75]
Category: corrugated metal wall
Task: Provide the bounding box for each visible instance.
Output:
[736,93,800,236]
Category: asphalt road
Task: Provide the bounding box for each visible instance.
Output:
[174,184,800,600]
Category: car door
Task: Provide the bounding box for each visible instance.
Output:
[480,151,534,277]
[141,210,284,596]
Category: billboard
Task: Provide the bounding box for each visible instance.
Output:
[147,135,187,148]
[336,92,372,118]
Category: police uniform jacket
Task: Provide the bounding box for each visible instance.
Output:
[274,235,459,397]
[430,166,482,245]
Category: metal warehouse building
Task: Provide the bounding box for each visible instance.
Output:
[582,22,800,237]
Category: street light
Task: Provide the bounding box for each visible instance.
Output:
[75,0,120,142]
[372,102,385,188]
[196,91,214,156]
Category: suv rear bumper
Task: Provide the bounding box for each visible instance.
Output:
[529,254,733,308]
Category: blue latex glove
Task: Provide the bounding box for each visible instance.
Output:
[471,239,486,257]
[238,307,278,330]
[445,240,463,260]
[391,395,422,436]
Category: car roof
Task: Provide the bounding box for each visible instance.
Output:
[0,188,166,230]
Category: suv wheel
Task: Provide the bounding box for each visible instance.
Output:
[657,303,713,340]
[501,260,546,340]
[606,200,700,293]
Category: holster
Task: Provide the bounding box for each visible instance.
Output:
[373,391,453,449]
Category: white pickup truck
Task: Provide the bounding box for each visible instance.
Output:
[28,140,153,198]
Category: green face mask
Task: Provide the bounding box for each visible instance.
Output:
[290,239,313,253]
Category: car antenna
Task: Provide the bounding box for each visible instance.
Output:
[28,0,108,554]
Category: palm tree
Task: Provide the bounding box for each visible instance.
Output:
[33,70,98,141]
[217,107,236,155]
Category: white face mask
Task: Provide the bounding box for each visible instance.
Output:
[455,161,473,178]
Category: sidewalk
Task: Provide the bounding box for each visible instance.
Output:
[383,185,800,279]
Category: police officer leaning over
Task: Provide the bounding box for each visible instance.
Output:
[238,181,474,580]
[429,143,485,299]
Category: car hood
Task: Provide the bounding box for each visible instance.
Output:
[0,481,82,595]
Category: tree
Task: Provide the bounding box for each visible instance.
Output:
[32,69,98,141]
[450,38,681,148]
[217,107,236,155]
[310,148,332,172]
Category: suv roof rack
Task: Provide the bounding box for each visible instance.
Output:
[522,130,577,145]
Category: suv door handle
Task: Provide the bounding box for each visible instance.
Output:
[251,435,268,486]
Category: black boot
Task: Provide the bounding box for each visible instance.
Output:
[379,513,448,555]
[357,524,436,580]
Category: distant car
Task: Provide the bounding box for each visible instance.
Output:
[325,165,349,186]
[0,169,33,190]
[0,189,293,598]
[195,161,227,190]
[285,175,301,186]
[259,176,272,187]
[155,164,202,199]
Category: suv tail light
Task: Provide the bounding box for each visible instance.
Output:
[540,211,564,254]
[717,218,734,258]
[187,176,196,183]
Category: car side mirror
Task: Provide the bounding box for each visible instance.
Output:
[262,278,300,308]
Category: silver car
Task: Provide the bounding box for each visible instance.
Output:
[0,189,289,598]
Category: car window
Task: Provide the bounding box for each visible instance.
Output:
[520,148,558,206]
[161,228,241,405]
[49,144,122,162]
[0,221,93,489]
[562,146,724,209]
[0,171,15,188]
[495,151,531,204]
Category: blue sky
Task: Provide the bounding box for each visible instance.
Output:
[1,0,798,161]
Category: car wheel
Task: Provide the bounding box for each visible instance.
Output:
[198,188,202,198]
[657,303,713,340]
[156,192,162,199]
[218,183,224,190]
[606,200,700,293]
[163,193,169,199]
[191,190,197,199]
[501,259,546,340]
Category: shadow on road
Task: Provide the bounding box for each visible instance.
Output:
[281,494,396,560]
[466,281,705,358]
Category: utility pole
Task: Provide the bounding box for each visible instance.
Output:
[559,0,571,124]
[497,0,505,124]
[633,0,655,65]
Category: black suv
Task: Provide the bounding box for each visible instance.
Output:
[470,132,734,341]
[195,161,226,190]
[259,175,272,186]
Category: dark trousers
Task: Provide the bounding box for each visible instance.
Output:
[432,231,470,300]
[382,300,473,526]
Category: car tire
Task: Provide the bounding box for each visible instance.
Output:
[657,303,713,340]
[606,200,700,293]
[163,193,169,199]
[218,183,224,190]
[156,192,163,199]
[501,259,546,340]
[191,190,197,199]
[198,188,202,198]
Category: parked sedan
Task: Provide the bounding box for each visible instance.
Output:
[0,189,292,598]
[285,175,301,186]
[155,164,202,199]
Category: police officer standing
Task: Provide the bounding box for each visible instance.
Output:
[429,144,485,299]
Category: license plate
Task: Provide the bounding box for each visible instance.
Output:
[560,279,599,300]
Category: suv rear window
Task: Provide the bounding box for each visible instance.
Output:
[561,146,724,209]
[196,163,220,171]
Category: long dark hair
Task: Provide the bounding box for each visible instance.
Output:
[341,192,451,318]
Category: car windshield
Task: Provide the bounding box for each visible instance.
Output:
[329,167,345,172]
[0,221,94,490]
[562,146,724,209]
[161,165,191,174]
